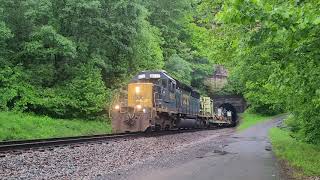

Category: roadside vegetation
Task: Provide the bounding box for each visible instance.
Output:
[0,111,111,142]
[237,112,274,131]
[269,128,320,178]
[209,0,320,145]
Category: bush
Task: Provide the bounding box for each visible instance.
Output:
[284,114,301,133]
[270,128,320,177]
[0,111,112,141]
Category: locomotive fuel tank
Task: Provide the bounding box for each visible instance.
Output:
[175,118,201,129]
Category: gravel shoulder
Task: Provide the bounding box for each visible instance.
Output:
[0,128,234,179]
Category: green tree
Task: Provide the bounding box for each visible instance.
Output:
[0,0,166,118]
[165,54,192,85]
[209,0,320,144]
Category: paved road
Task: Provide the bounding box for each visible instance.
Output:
[121,117,284,180]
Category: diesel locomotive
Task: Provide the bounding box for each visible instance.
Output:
[111,71,236,133]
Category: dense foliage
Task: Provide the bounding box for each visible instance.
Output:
[0,0,215,119]
[197,0,320,144]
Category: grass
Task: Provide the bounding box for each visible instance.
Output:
[0,111,112,142]
[237,112,274,131]
[269,128,320,177]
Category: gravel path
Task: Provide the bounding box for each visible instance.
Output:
[123,118,283,180]
[0,128,234,180]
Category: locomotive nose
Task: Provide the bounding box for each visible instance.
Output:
[124,115,136,127]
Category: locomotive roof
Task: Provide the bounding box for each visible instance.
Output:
[131,71,200,97]
[131,70,175,82]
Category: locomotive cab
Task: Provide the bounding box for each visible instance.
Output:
[111,71,167,133]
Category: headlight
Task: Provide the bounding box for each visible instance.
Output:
[114,105,120,110]
[136,105,142,110]
[135,87,140,94]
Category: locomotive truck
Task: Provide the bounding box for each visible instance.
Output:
[111,71,236,133]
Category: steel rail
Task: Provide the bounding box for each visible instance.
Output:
[0,132,143,153]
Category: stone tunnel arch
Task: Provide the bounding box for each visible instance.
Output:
[213,95,247,114]
[212,95,247,126]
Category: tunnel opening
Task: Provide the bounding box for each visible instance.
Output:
[219,103,238,126]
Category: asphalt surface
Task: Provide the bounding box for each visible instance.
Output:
[113,117,284,180]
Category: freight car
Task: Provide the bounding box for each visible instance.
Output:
[111,71,236,133]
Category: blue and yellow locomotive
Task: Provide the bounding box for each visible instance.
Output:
[111,71,234,133]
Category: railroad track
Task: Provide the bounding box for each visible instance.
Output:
[0,127,226,155]
[0,132,144,153]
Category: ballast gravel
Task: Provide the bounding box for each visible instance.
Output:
[0,128,234,180]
